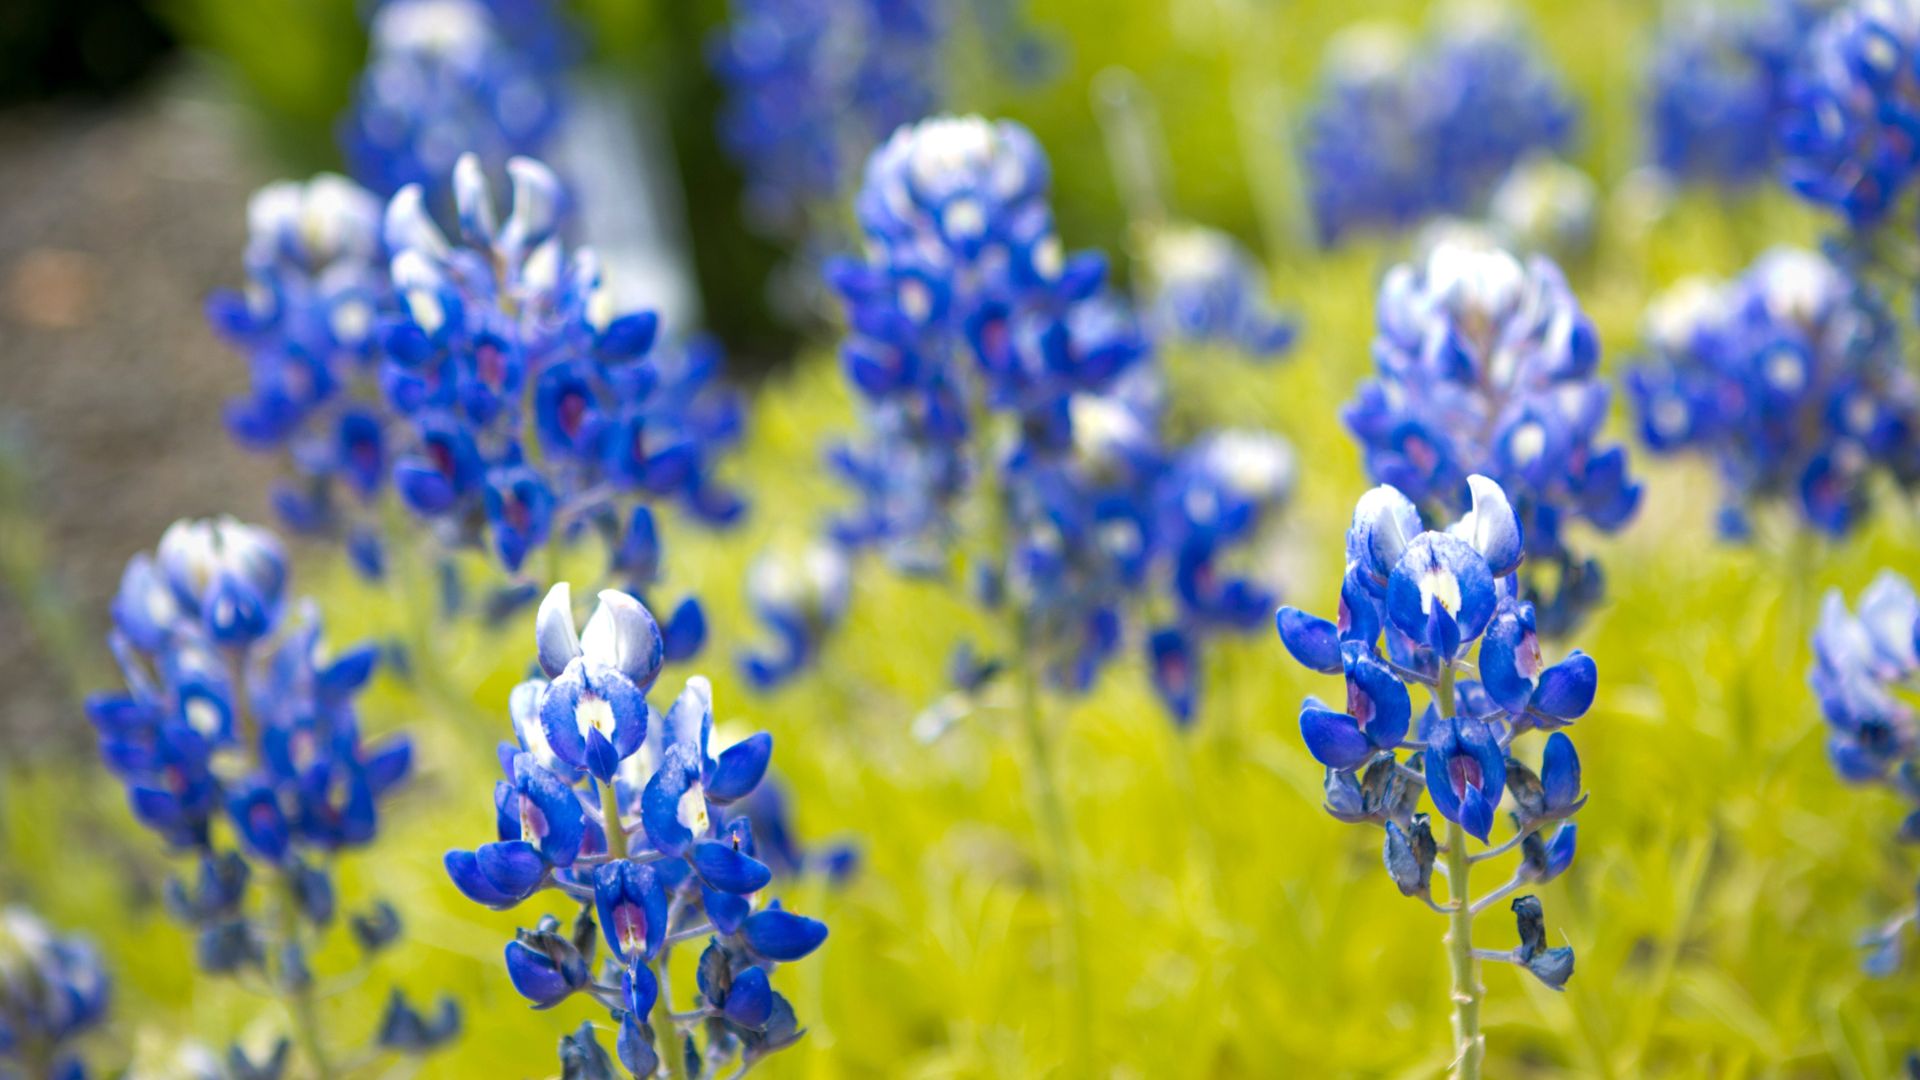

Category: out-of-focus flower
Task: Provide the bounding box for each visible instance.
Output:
[1627,247,1920,537]
[1301,14,1575,245]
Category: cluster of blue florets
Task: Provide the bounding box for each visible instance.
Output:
[1811,572,1920,975]
[1345,237,1640,632]
[813,115,1291,723]
[1276,476,1593,990]
[1141,224,1296,359]
[710,0,947,238]
[1776,0,1920,226]
[1627,246,1920,537]
[84,516,455,1070]
[446,584,827,1077]
[1645,1,1824,186]
[1301,17,1576,245]
[0,908,108,1080]
[210,154,745,633]
[341,0,573,201]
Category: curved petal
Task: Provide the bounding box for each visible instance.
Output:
[1276,607,1342,673]
[1300,703,1374,770]
[707,733,773,803]
[535,584,580,679]
[690,840,773,895]
[1531,652,1598,720]
[742,909,829,962]
[1539,732,1581,811]
[1461,475,1523,577]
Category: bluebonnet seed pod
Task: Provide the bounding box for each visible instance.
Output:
[340,0,570,199]
[1628,247,1920,538]
[1301,15,1575,245]
[1383,814,1439,898]
[1509,895,1575,989]
[0,908,109,1080]
[1346,237,1639,631]
[449,583,826,1078]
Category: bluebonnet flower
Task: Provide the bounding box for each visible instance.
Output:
[1777,0,1920,225]
[1627,247,1920,537]
[340,0,570,200]
[0,908,108,1080]
[1301,16,1575,246]
[1346,237,1640,632]
[817,116,1291,725]
[381,155,745,593]
[738,541,853,690]
[1645,2,1827,186]
[1810,574,1920,979]
[1140,224,1296,359]
[1275,476,1597,1065]
[212,151,747,633]
[448,584,827,1078]
[710,0,946,238]
[206,175,395,565]
[85,517,455,1071]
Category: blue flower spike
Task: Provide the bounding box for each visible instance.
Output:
[88,518,452,1068]
[1273,477,1595,1065]
[450,580,829,1078]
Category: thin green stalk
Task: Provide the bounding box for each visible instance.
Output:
[1436,667,1484,1080]
[279,875,337,1080]
[653,945,690,1080]
[1013,620,1092,1073]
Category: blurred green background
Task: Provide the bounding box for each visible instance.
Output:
[7,0,1918,1076]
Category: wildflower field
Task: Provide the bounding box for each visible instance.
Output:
[7,0,1920,1076]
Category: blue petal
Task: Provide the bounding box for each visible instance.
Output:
[703,885,751,935]
[742,909,829,962]
[1343,645,1411,749]
[1300,703,1374,770]
[1459,784,1495,843]
[640,743,703,856]
[1461,475,1523,576]
[723,966,774,1030]
[1386,533,1496,654]
[1347,485,1423,584]
[1544,823,1576,880]
[535,583,581,679]
[1276,607,1342,673]
[1479,603,1540,716]
[707,733,773,803]
[690,840,773,895]
[445,842,544,909]
[1531,653,1597,719]
[503,940,577,1006]
[1539,732,1581,811]
[537,661,591,771]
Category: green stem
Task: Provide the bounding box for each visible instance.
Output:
[1014,621,1092,1073]
[278,875,336,1080]
[601,780,628,860]
[1435,668,1484,1080]
[652,946,689,1080]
